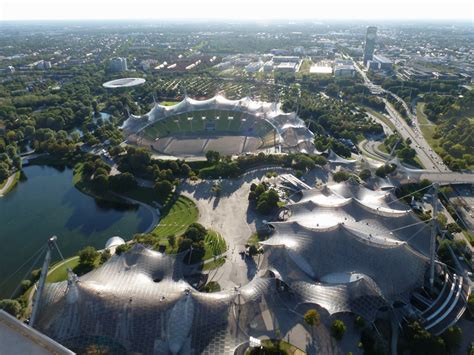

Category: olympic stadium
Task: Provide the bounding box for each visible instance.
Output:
[32,179,470,354]
[121,95,315,157]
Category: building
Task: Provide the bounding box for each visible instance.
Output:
[109,57,128,73]
[263,61,273,72]
[32,181,470,353]
[274,62,298,73]
[245,61,263,73]
[272,55,300,64]
[367,60,381,71]
[373,54,393,70]
[363,26,377,66]
[270,48,290,55]
[334,59,355,77]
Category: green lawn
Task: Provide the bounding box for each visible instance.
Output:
[0,177,6,190]
[122,185,172,206]
[203,257,226,271]
[160,101,179,106]
[416,102,440,149]
[152,196,199,238]
[297,58,313,75]
[203,231,227,260]
[1,171,20,195]
[378,142,389,153]
[46,256,80,283]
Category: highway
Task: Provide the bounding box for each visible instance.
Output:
[350,57,450,173]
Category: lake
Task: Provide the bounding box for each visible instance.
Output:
[0,164,153,298]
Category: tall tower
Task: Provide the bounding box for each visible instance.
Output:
[363,26,377,66]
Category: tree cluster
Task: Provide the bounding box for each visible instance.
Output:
[249,182,281,215]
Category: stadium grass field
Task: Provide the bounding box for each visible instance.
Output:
[141,109,274,140]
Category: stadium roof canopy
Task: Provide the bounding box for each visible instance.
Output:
[121,94,315,152]
[33,181,466,351]
[103,77,146,88]
[261,180,433,320]
[35,245,273,354]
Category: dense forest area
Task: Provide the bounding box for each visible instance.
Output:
[422,91,474,170]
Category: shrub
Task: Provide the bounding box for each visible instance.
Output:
[78,246,99,267]
[0,299,22,317]
[331,319,346,340]
[115,244,131,255]
[333,171,350,183]
[304,309,321,327]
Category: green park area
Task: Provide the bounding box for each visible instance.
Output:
[152,195,199,238]
[416,102,440,149]
[46,257,80,283]
[159,101,180,106]
[0,171,20,196]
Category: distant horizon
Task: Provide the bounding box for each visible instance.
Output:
[1,0,473,22]
[0,18,473,24]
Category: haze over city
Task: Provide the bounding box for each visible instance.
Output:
[1,0,473,21]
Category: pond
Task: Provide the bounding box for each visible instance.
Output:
[0,164,153,298]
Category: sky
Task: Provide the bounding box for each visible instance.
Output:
[0,0,473,21]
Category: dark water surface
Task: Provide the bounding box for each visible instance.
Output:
[0,165,152,298]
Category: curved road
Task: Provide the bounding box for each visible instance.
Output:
[349,56,452,174]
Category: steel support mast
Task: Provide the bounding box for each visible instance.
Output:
[30,236,57,327]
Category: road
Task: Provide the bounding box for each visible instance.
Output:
[350,57,450,173]
[419,172,474,185]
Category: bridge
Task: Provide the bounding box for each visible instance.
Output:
[419,172,474,185]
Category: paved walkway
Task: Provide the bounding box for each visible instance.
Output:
[0,172,18,197]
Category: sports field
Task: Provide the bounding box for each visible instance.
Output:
[138,108,276,156]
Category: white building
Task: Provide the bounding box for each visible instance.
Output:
[275,62,298,73]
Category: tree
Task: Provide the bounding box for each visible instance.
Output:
[359,169,372,181]
[441,326,462,352]
[304,309,321,333]
[109,172,137,192]
[292,154,315,171]
[115,244,131,255]
[405,320,446,355]
[154,180,173,200]
[184,223,207,242]
[256,189,280,214]
[0,299,22,317]
[205,150,220,164]
[180,163,192,177]
[333,171,350,183]
[93,173,108,192]
[100,249,111,264]
[20,280,32,293]
[168,235,176,247]
[78,246,99,267]
[354,315,365,329]
[331,319,346,340]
